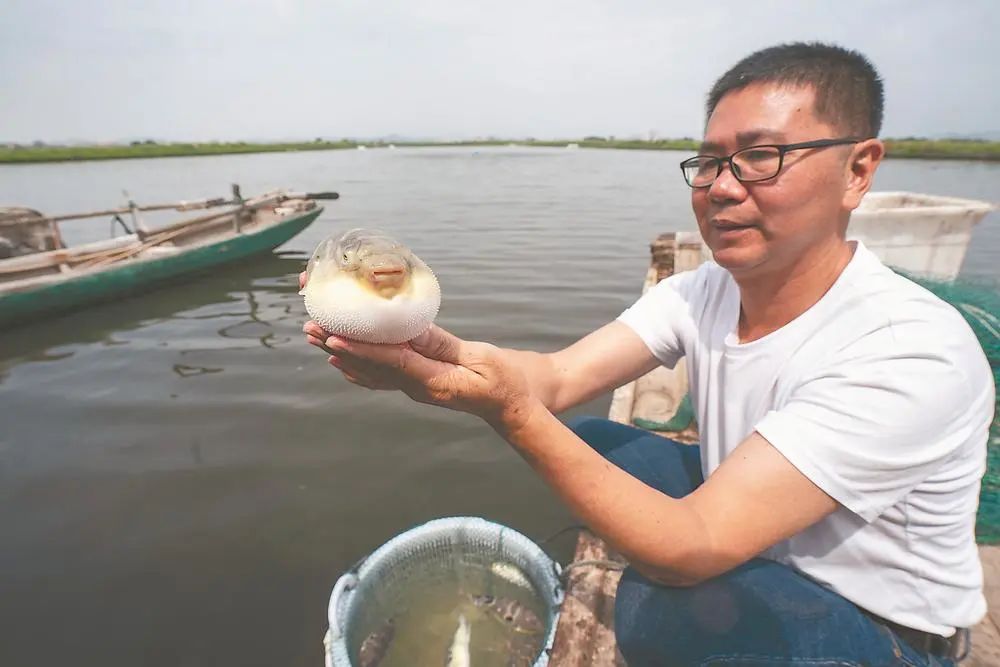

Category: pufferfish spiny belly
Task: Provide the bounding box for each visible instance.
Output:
[300,228,441,344]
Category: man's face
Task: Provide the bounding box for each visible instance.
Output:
[692,83,854,278]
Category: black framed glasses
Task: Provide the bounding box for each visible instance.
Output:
[679,137,867,188]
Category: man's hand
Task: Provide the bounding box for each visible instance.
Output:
[300,270,536,432]
[304,322,536,432]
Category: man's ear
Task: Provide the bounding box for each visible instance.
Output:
[843,139,885,211]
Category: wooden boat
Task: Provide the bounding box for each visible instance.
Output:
[548,231,1000,666]
[0,186,337,328]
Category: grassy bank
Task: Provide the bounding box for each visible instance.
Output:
[0,140,358,164]
[2,138,998,164]
[543,137,1000,160]
[881,139,1000,161]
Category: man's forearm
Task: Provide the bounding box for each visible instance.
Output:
[492,322,661,416]
[495,348,567,413]
[499,398,720,585]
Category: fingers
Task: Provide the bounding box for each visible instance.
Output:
[329,355,394,390]
[304,321,339,356]
[329,355,359,383]
[303,321,414,383]
[324,337,408,379]
[303,321,329,338]
[326,336,403,363]
[306,335,332,355]
[408,325,470,365]
[303,321,323,336]
[303,322,466,393]
[327,335,458,386]
[302,318,406,389]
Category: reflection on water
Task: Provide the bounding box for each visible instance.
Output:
[0,252,306,384]
[173,364,225,377]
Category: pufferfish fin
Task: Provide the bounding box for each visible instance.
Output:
[299,240,329,295]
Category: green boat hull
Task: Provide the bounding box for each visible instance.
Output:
[0,207,322,329]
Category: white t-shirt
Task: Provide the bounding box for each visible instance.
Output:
[617,241,994,635]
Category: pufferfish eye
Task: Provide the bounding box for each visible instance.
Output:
[337,246,356,264]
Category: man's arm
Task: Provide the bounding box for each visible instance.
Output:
[504,401,838,585]
[495,321,662,414]
[308,324,836,581]
[300,269,660,415]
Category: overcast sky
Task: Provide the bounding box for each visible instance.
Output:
[2,0,997,143]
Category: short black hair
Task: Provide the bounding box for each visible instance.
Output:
[707,42,884,138]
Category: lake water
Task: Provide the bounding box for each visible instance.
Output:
[1,147,997,666]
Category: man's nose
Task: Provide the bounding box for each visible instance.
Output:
[708,162,748,202]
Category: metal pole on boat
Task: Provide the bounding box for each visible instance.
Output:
[124,191,150,240]
[232,183,244,233]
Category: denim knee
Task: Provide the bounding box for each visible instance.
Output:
[613,564,904,667]
[564,414,608,437]
[614,566,750,667]
[615,567,701,666]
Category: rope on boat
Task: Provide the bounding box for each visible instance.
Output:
[561,559,628,575]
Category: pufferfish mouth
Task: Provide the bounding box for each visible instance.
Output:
[365,263,408,292]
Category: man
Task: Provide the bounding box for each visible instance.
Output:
[304,42,994,665]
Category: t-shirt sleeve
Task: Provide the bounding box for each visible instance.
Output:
[755,318,993,522]
[615,268,702,368]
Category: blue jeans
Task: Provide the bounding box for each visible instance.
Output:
[567,416,958,667]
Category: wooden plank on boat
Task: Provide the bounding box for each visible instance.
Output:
[0,210,236,277]
[0,250,73,275]
[0,199,289,279]
[549,231,1000,664]
[0,191,288,229]
[75,226,188,271]
[548,531,626,667]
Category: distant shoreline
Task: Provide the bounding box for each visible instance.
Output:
[1,138,999,164]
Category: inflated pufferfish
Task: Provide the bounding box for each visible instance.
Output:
[300,228,441,344]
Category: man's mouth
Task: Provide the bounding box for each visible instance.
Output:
[711,218,756,231]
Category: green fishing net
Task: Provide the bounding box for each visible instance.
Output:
[900,271,1000,544]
